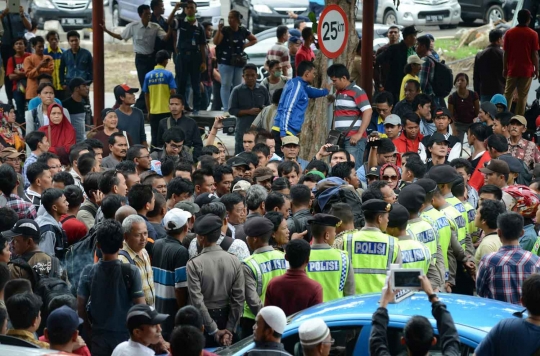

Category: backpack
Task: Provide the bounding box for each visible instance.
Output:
[516,159,533,186]
[35,276,71,320]
[40,224,69,261]
[79,203,98,218]
[64,225,98,295]
[427,57,453,97]
[314,185,365,229]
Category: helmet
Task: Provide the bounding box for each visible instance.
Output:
[502,185,540,218]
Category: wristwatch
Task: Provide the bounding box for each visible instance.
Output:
[428,294,438,302]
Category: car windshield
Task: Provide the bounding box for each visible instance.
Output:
[213,335,254,355]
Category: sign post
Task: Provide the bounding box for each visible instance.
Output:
[317,5,349,130]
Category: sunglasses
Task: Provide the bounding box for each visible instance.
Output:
[383,175,399,181]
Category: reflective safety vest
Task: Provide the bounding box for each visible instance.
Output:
[398,238,431,274]
[242,249,287,319]
[463,201,477,236]
[446,196,469,234]
[531,236,540,256]
[343,229,399,295]
[441,204,467,251]
[406,219,439,264]
[421,207,452,280]
[306,248,349,302]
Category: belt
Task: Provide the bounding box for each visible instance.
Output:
[207,307,230,313]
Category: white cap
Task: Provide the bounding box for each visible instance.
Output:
[232,180,251,192]
[299,318,330,346]
[258,306,287,335]
[163,208,192,231]
[407,54,424,65]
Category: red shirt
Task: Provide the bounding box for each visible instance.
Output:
[264,269,322,316]
[393,133,424,156]
[503,25,540,77]
[469,151,491,191]
[6,53,31,92]
[60,214,88,245]
[295,45,315,71]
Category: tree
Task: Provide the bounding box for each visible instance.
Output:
[299,0,359,160]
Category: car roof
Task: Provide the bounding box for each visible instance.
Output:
[287,293,524,335]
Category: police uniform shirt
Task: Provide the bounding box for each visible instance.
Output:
[356,227,403,264]
[311,243,355,296]
[186,245,245,334]
[122,21,167,55]
[398,235,441,286]
[172,17,206,53]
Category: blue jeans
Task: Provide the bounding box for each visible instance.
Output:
[71,113,86,143]
[200,84,212,110]
[218,63,243,111]
[344,137,367,169]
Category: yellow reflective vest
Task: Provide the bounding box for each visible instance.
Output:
[306,246,350,302]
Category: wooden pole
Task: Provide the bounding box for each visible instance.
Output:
[361,0,374,102]
[92,0,104,126]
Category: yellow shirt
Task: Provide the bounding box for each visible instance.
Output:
[119,241,155,306]
[142,65,176,115]
[6,329,50,348]
[399,74,421,101]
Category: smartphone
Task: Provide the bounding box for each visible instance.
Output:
[8,0,19,13]
[391,269,423,290]
[219,18,224,26]
[325,145,340,152]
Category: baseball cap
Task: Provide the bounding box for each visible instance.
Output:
[383,114,401,126]
[281,136,300,146]
[428,132,450,147]
[435,107,452,118]
[232,180,251,192]
[101,108,115,120]
[226,157,249,168]
[480,102,497,119]
[402,25,422,37]
[2,219,40,240]
[68,77,91,91]
[366,166,380,177]
[0,147,24,159]
[46,306,83,337]
[510,115,527,126]
[174,201,200,215]
[127,304,169,330]
[480,159,510,175]
[194,192,219,207]
[259,306,287,334]
[114,84,139,101]
[253,167,274,182]
[407,55,424,65]
[289,36,302,44]
[163,208,192,231]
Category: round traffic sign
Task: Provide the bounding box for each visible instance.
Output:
[317,5,349,59]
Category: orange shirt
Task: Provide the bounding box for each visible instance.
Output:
[23,54,54,99]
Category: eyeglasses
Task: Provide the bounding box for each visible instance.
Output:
[383,175,399,181]
[322,338,335,345]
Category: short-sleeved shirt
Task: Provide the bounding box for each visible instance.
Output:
[216,26,251,65]
[171,18,206,52]
[503,25,540,77]
[334,83,371,136]
[116,108,147,145]
[121,21,167,55]
[266,42,291,78]
[2,13,30,45]
[6,54,31,91]
[475,318,540,356]
[142,65,177,115]
[77,259,144,333]
[151,235,189,336]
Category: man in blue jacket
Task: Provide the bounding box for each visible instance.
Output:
[273,60,330,157]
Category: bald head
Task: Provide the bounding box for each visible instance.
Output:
[115,206,138,223]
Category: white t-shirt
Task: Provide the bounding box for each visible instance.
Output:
[112,339,155,356]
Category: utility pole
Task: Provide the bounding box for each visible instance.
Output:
[92,0,104,126]
[361,0,374,101]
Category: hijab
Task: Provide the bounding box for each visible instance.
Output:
[38,103,76,164]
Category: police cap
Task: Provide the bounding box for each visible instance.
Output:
[193,214,223,236]
[244,217,275,238]
[362,199,392,213]
[397,184,425,212]
[428,165,459,184]
[308,213,341,227]
[415,178,437,194]
[388,203,410,228]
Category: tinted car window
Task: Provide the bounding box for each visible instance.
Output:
[282,326,362,356]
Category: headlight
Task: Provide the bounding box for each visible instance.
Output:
[34,0,55,9]
[210,0,219,4]
[253,4,272,13]
[88,1,92,9]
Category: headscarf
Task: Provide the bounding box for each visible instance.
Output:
[38,103,76,165]
[0,104,23,150]
[380,163,401,190]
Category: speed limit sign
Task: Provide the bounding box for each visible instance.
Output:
[317,5,349,59]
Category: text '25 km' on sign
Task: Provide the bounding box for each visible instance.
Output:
[317,5,349,59]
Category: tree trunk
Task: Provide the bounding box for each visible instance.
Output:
[299,0,358,160]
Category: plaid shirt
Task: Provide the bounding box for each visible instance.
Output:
[119,241,155,306]
[4,193,36,220]
[508,137,540,170]
[419,54,436,96]
[476,245,540,305]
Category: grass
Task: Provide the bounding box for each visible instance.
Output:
[434,38,480,62]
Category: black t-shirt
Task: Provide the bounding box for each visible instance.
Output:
[216,26,251,65]
[62,97,86,115]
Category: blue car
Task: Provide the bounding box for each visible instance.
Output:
[214,293,525,355]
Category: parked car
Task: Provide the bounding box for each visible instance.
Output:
[231,0,309,34]
[459,0,516,24]
[110,0,221,27]
[356,0,461,29]
[30,0,92,30]
[247,23,402,82]
[213,292,524,355]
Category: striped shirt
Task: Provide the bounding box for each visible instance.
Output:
[266,42,291,79]
[334,83,371,136]
[44,46,64,91]
[118,241,155,306]
[476,245,540,305]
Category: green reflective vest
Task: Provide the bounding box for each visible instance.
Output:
[306,248,349,302]
[398,238,431,274]
[441,204,467,251]
[446,196,469,234]
[242,249,287,319]
[421,207,452,280]
[343,229,399,295]
[406,218,439,263]
[463,201,477,236]
[531,236,540,256]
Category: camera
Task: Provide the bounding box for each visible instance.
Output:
[391,269,423,290]
[368,138,381,147]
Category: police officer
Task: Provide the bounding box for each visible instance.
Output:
[397,184,445,291]
[241,217,287,339]
[452,176,480,250]
[305,213,355,302]
[386,203,432,275]
[168,0,207,114]
[417,178,473,289]
[186,214,245,347]
[342,199,401,295]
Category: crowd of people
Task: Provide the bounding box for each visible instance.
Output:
[0,0,539,355]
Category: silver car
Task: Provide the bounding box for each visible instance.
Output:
[357,0,461,29]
